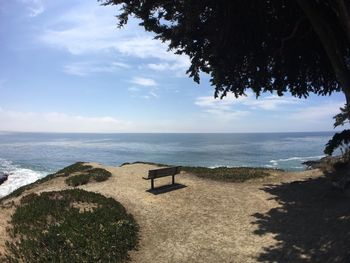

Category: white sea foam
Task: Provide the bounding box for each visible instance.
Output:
[0,159,47,198]
[208,165,227,169]
[268,155,325,167]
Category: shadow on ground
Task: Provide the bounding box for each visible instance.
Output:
[146,183,187,195]
[253,177,350,263]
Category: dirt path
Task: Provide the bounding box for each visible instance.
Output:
[0,164,324,262]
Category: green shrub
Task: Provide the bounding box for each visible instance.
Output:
[2,189,138,263]
[65,173,91,187]
[56,162,92,175]
[65,168,112,187]
[89,168,112,182]
[182,166,274,182]
[124,162,273,182]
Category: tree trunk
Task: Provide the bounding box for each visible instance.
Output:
[335,0,350,44]
[297,0,350,118]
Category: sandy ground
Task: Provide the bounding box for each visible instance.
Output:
[0,164,324,262]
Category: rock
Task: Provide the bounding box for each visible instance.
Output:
[302,156,343,171]
[302,160,322,170]
[0,173,9,185]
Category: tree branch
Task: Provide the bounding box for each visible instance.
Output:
[273,17,305,59]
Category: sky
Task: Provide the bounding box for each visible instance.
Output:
[0,0,347,133]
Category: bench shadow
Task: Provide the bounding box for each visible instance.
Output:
[146,183,187,195]
[252,177,350,262]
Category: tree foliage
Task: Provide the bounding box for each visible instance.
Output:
[101,0,350,155]
[325,104,350,156]
[101,0,349,99]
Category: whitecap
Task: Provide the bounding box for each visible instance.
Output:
[0,158,48,198]
[270,155,325,164]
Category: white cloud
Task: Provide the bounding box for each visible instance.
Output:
[147,56,190,71]
[21,0,45,17]
[244,94,299,110]
[194,93,348,131]
[195,92,300,114]
[63,61,130,76]
[128,86,140,92]
[0,108,212,133]
[194,93,302,121]
[39,3,188,73]
[195,95,250,120]
[0,108,133,133]
[130,77,157,87]
[128,77,159,99]
[149,91,158,98]
[289,101,344,122]
[112,62,130,68]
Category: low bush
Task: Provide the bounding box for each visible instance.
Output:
[56,162,92,175]
[65,173,91,187]
[65,168,112,187]
[182,166,273,182]
[90,168,112,182]
[124,162,273,182]
[2,189,138,263]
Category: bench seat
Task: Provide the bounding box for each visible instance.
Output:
[143,166,181,190]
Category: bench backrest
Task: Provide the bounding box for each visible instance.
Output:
[148,166,181,179]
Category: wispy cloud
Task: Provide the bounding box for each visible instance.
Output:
[21,0,45,17]
[0,107,203,132]
[128,77,159,99]
[196,92,298,112]
[64,61,130,76]
[130,77,157,87]
[244,94,300,110]
[39,3,187,72]
[195,93,301,120]
[195,95,249,120]
[289,101,344,122]
[147,57,190,76]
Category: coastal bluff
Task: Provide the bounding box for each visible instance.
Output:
[0,162,349,263]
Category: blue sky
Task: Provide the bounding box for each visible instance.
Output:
[0,0,347,133]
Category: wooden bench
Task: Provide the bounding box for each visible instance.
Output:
[143,166,181,190]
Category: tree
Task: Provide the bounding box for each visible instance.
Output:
[101,0,350,154]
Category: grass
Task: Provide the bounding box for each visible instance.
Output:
[1,189,138,263]
[65,168,112,187]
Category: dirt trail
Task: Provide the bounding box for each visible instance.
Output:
[0,163,323,262]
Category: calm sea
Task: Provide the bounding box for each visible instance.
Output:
[0,132,333,197]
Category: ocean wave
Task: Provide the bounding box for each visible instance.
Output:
[269,155,325,166]
[0,158,48,198]
[208,165,231,169]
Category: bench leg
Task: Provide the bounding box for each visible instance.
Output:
[151,178,154,190]
[172,175,175,185]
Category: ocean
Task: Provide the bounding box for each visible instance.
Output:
[0,131,333,197]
